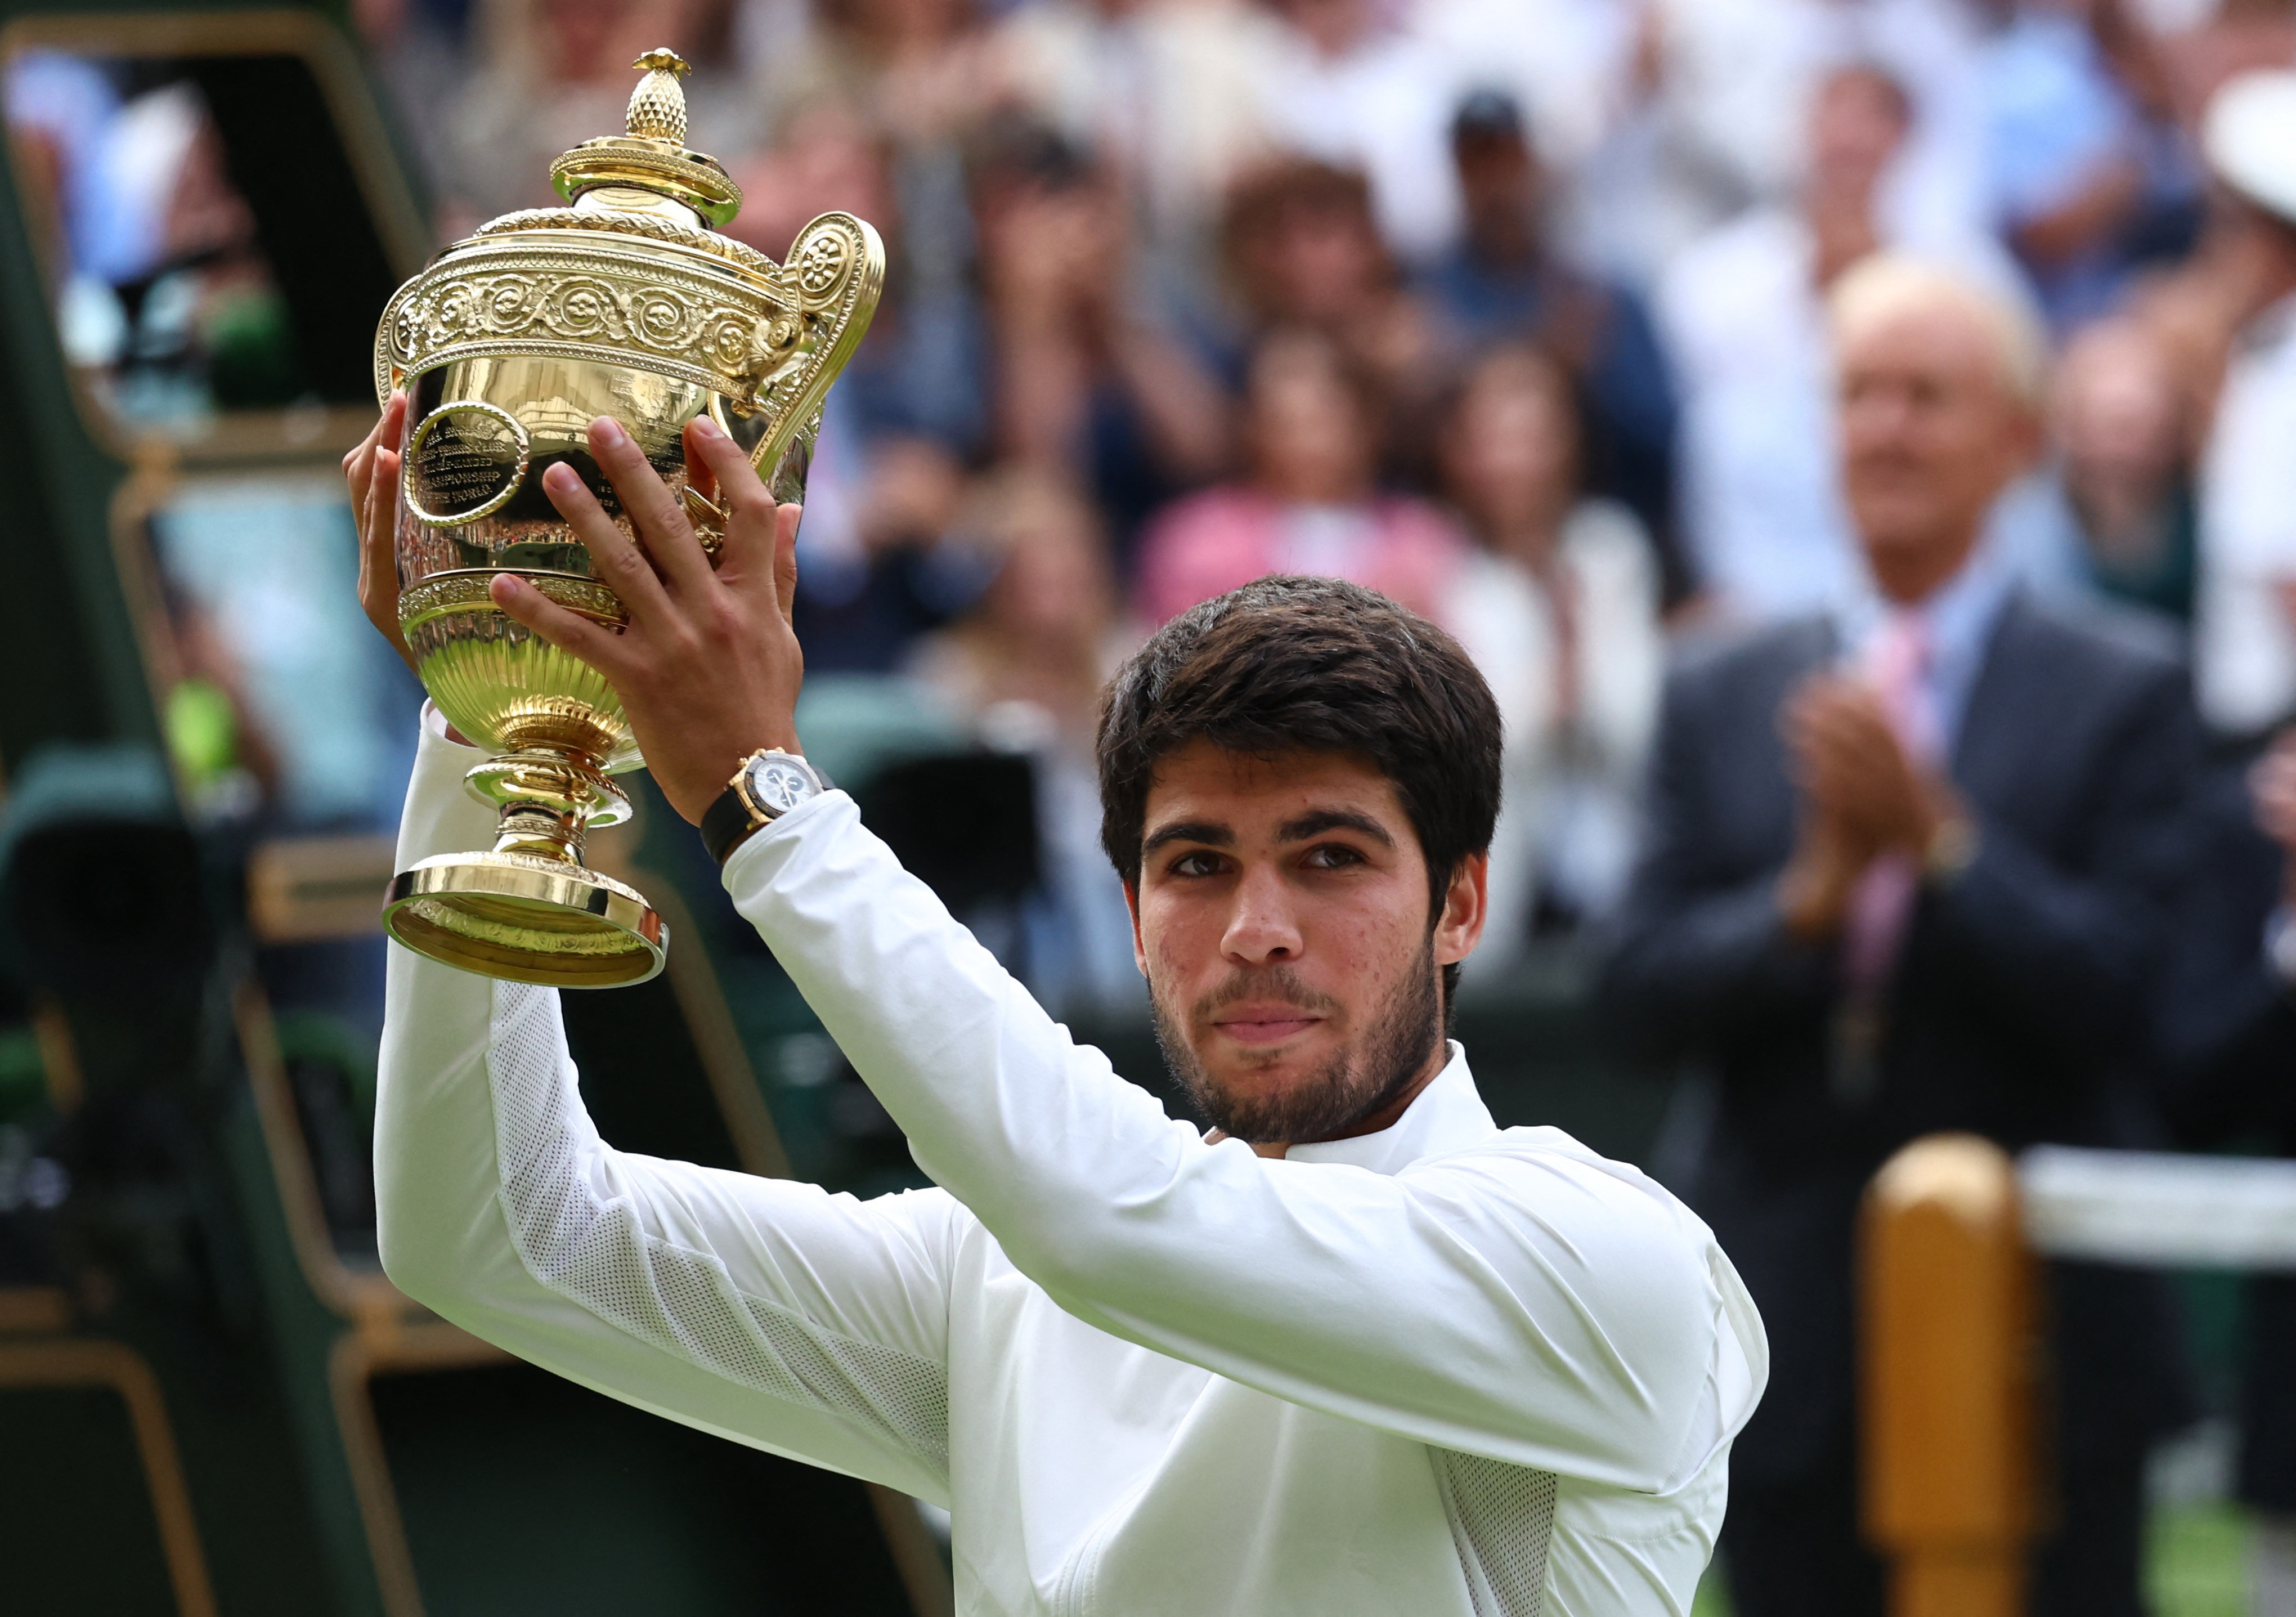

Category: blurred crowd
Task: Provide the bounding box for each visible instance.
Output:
[326,0,2296,1611]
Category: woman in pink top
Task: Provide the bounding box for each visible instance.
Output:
[1136,328,1469,625]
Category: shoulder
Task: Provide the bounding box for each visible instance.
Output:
[1663,611,1832,707]
[1999,592,2187,697]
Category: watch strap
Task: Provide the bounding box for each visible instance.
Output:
[701,782,762,867]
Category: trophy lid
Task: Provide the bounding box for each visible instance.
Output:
[548,50,743,229]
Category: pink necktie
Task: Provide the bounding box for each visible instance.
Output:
[1842,610,1941,991]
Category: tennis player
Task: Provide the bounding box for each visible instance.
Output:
[350,404,1765,1615]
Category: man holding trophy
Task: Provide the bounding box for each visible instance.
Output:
[357,52,1763,1616]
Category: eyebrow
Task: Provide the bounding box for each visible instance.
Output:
[1142,820,1234,857]
[1277,809,1394,849]
[1140,808,1396,859]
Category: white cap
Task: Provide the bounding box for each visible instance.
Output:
[2206,69,2296,226]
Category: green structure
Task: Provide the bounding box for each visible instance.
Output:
[0,8,945,1611]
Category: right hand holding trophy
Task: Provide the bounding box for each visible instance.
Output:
[348,50,882,988]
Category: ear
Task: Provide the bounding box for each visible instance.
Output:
[1433,852,1490,970]
[1123,878,1149,979]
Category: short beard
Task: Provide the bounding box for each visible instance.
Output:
[1150,938,1443,1146]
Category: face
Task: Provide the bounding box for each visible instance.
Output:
[1248,337,1374,504]
[1808,68,1908,204]
[1837,298,2038,602]
[1125,742,1486,1147]
[1443,356,1577,542]
[1255,203,1384,324]
[2054,321,2181,488]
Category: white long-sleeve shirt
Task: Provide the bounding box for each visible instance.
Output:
[376,714,1766,1616]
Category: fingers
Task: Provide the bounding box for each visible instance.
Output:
[490,574,630,676]
[541,459,674,622]
[683,414,781,586]
[588,416,714,597]
[774,503,802,629]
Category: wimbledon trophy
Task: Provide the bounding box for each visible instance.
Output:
[375,50,882,988]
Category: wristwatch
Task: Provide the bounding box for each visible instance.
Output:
[701,747,831,866]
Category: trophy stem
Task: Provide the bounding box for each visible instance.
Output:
[470,747,627,866]
[380,747,665,988]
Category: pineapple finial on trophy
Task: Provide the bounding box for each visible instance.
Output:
[626,49,690,145]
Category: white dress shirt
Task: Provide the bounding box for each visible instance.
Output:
[2197,295,2296,734]
[376,714,1767,1616]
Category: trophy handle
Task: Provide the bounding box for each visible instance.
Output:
[748,212,885,491]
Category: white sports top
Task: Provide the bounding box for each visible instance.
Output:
[375,712,1766,1616]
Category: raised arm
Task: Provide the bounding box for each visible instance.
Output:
[373,713,960,1502]
[725,794,1765,1494]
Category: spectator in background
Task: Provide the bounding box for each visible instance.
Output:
[1423,89,1689,606]
[1437,344,1662,969]
[1658,61,2017,622]
[2192,70,2296,740]
[2157,727,2296,1617]
[1134,328,1465,626]
[908,469,1143,1014]
[441,0,708,230]
[992,0,1285,294]
[1971,0,2201,332]
[968,117,1228,571]
[1214,157,1441,423]
[1577,0,1989,288]
[1607,257,2197,1617]
[2051,315,2196,622]
[786,405,984,673]
[1254,0,1465,264]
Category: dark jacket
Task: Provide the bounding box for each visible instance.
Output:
[2158,740,2296,1511]
[1606,593,2200,1485]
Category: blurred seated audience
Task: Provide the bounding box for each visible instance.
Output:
[1423,88,1688,605]
[2156,725,2296,1617]
[1254,0,1465,265]
[739,98,991,460]
[1658,61,2017,623]
[992,0,1285,283]
[2192,70,2296,740]
[968,117,1228,570]
[1134,327,1466,626]
[787,410,986,673]
[2050,315,2196,623]
[1575,0,1990,293]
[1607,256,2198,1617]
[440,0,707,233]
[1973,0,2200,332]
[1213,157,1441,429]
[908,468,1143,1015]
[1437,344,1661,967]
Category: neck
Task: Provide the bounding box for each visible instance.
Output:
[1872,525,1984,606]
[1481,501,1570,567]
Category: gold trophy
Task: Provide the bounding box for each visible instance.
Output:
[375,50,882,988]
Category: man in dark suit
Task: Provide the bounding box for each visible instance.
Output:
[2159,729,2296,1612]
[1607,256,2198,1617]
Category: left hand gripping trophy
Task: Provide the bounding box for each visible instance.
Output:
[374,50,881,988]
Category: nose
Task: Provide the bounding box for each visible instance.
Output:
[1220,860,1303,967]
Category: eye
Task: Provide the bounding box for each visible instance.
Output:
[1168,850,1225,878]
[1302,843,1366,870]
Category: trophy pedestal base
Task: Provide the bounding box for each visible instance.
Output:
[382,852,666,988]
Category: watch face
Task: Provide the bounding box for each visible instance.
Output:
[746,755,817,816]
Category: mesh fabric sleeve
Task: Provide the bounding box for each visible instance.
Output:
[725,793,1767,1495]
[373,712,958,1503]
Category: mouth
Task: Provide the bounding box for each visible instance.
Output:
[1208,1006,1327,1046]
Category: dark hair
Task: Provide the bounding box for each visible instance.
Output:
[1097,576,1503,1004]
